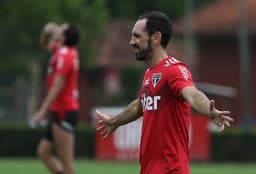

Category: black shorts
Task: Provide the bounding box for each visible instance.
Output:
[43,110,79,142]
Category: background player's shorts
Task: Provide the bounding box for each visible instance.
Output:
[43,110,79,141]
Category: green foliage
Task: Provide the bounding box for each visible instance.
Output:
[211,127,256,162]
[0,0,109,76]
[0,122,95,158]
[105,0,216,20]
[0,0,217,76]
[96,66,145,106]
[0,61,30,78]
[195,0,216,8]
[106,0,186,20]
[54,0,109,68]
[120,66,145,102]
[99,94,126,106]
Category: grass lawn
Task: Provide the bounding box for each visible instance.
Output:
[0,158,255,174]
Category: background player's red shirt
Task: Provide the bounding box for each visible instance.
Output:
[47,46,79,116]
[138,56,194,174]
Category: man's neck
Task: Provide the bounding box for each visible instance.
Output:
[146,48,168,68]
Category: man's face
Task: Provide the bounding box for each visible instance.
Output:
[129,19,153,61]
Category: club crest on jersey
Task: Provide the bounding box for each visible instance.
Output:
[152,73,162,88]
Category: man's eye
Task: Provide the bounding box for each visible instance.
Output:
[134,33,140,38]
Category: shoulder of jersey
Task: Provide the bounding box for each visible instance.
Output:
[162,56,184,68]
[58,47,77,59]
[58,47,69,55]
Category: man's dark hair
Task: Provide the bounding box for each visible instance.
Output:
[138,11,172,48]
[63,24,80,46]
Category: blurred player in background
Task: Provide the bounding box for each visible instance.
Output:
[96,11,234,174]
[33,23,80,174]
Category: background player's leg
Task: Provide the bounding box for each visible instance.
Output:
[37,138,63,173]
[53,123,75,174]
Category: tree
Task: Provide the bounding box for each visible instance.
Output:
[105,0,216,20]
[0,0,109,77]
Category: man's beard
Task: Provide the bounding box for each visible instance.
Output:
[134,39,152,61]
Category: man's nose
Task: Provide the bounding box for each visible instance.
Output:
[129,38,135,45]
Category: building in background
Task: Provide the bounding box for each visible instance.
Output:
[88,0,256,125]
[174,0,256,125]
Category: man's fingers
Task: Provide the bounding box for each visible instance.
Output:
[99,128,110,139]
[222,115,234,122]
[216,119,233,132]
[215,121,222,127]
[223,120,231,127]
[95,109,113,139]
[102,132,110,139]
[96,109,111,120]
[219,114,234,123]
[220,111,231,116]
[97,126,111,139]
[95,109,101,115]
[96,125,105,131]
[96,109,103,118]
[218,124,225,132]
[100,129,108,136]
[97,119,103,124]
[210,100,215,111]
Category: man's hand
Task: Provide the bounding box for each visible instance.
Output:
[208,100,234,132]
[32,109,47,123]
[96,110,118,139]
[40,22,60,49]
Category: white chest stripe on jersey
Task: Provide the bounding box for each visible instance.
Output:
[178,66,189,80]
[164,57,179,67]
[143,79,150,86]
[57,57,64,69]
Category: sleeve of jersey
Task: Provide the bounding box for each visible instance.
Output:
[167,65,195,97]
[55,53,73,77]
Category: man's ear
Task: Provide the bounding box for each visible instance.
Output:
[151,31,162,45]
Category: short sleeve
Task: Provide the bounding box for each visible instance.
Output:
[167,64,194,97]
[55,53,73,77]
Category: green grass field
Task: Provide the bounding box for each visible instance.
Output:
[0,159,255,174]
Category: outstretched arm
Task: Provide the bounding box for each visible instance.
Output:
[182,86,234,131]
[96,98,143,139]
